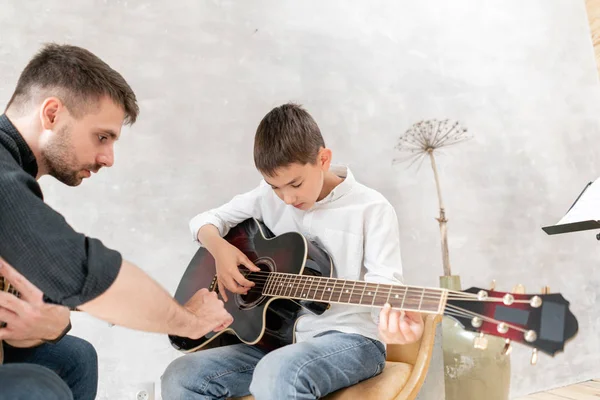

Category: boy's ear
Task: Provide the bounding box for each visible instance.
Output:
[318,147,332,170]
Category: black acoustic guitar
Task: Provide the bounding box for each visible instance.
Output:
[169,218,578,358]
[0,276,79,364]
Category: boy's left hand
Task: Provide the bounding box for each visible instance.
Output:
[378,303,424,345]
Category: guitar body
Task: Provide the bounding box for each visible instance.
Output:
[169,218,333,353]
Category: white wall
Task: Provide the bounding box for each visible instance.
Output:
[1,1,599,398]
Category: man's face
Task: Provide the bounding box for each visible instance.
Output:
[41,96,125,186]
[263,161,326,211]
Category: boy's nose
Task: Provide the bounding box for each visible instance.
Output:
[283,194,295,205]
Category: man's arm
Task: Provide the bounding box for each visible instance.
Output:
[0,259,232,341]
[0,156,232,339]
[78,260,231,338]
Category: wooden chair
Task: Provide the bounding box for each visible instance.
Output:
[231,313,442,400]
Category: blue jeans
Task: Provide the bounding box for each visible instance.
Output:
[1,335,98,400]
[0,363,73,400]
[161,331,386,400]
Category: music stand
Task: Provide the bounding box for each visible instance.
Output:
[542,178,600,239]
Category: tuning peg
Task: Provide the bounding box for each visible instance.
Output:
[490,280,496,291]
[501,339,512,356]
[512,284,525,294]
[541,286,550,295]
[530,348,538,365]
[473,332,488,350]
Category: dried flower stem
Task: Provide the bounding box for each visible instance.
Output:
[428,149,451,276]
[394,119,470,277]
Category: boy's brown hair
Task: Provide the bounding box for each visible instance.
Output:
[254,103,325,176]
[6,43,139,125]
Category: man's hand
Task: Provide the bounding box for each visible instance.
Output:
[0,259,71,346]
[183,288,233,339]
[378,304,424,345]
[213,241,260,302]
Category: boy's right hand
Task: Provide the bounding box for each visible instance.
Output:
[214,241,260,302]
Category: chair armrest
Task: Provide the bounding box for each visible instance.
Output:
[394,313,442,400]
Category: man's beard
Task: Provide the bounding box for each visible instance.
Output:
[41,125,97,186]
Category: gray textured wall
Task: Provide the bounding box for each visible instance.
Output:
[1,0,599,398]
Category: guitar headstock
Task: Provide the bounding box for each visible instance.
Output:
[445,284,578,361]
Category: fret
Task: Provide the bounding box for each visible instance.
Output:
[337,280,347,302]
[299,276,311,299]
[349,281,365,304]
[291,274,303,298]
[362,283,373,304]
[275,274,287,297]
[399,287,407,309]
[303,276,316,300]
[285,274,296,298]
[371,283,380,306]
[418,288,425,310]
[311,276,323,299]
[348,281,357,304]
[358,282,367,304]
[282,274,294,297]
[320,278,330,301]
[267,273,278,296]
[284,274,296,297]
[263,273,275,296]
[290,274,302,298]
[281,274,294,297]
[421,289,444,313]
[269,273,280,296]
[292,275,303,298]
[386,286,403,308]
[327,279,337,301]
[386,284,393,306]
[402,287,422,311]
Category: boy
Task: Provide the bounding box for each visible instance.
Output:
[162,103,424,400]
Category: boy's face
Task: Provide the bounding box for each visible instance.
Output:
[263,150,331,211]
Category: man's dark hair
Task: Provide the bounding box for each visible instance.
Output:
[254,103,325,176]
[6,43,139,125]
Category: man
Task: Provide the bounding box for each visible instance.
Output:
[0,43,233,400]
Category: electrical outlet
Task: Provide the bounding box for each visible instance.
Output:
[135,382,155,400]
[136,391,149,400]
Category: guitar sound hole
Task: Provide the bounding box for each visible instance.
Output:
[236,258,274,310]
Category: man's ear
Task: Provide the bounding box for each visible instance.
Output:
[40,97,63,130]
[318,147,333,170]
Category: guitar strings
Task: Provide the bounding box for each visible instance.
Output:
[236,271,533,303]
[444,304,530,334]
[239,270,476,299]
[237,277,533,335]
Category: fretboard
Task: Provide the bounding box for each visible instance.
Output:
[260,272,446,314]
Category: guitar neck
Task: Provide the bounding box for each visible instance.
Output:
[260,272,447,314]
[0,277,79,311]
